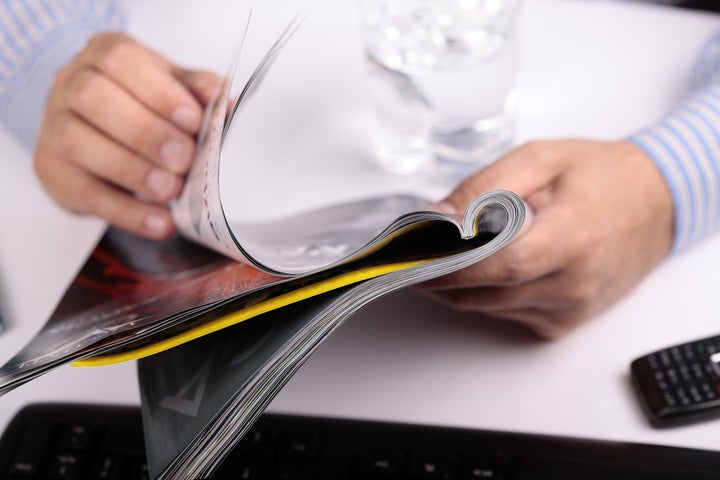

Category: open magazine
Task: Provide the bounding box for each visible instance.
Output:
[0,14,527,480]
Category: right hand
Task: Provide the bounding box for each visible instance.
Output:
[418,139,674,338]
[34,32,222,239]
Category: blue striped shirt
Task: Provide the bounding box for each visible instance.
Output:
[0,0,123,150]
[630,32,720,252]
[0,1,719,254]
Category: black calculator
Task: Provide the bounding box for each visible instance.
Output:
[630,334,720,427]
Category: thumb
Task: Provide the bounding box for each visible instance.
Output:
[429,141,566,214]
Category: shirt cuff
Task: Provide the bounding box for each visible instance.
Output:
[0,19,124,151]
[629,84,720,254]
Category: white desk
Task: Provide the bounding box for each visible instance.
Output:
[2,0,720,454]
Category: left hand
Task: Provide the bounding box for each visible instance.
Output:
[417,139,674,338]
[33,33,221,239]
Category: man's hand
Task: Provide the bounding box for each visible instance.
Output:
[34,33,221,238]
[419,139,674,338]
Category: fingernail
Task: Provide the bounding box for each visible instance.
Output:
[172,105,201,132]
[161,140,188,172]
[147,169,177,199]
[427,200,458,215]
[144,212,171,236]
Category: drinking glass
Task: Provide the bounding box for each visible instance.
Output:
[359,0,521,179]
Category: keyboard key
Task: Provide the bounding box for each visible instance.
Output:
[8,424,54,478]
[352,450,405,478]
[237,428,278,459]
[278,431,320,461]
[88,453,122,480]
[408,452,458,479]
[461,454,510,479]
[47,452,83,480]
[59,425,92,451]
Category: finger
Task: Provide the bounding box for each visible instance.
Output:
[35,146,175,239]
[177,69,224,106]
[483,308,579,339]
[45,111,183,202]
[423,270,594,315]
[80,33,204,134]
[62,67,195,174]
[422,287,583,339]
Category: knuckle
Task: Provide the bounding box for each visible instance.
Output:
[85,32,115,51]
[98,38,137,74]
[53,115,80,157]
[52,65,71,89]
[66,70,103,112]
[87,32,133,55]
[518,140,548,161]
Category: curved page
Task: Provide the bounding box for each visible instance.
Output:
[170,17,434,276]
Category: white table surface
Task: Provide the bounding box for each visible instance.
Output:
[2,0,720,453]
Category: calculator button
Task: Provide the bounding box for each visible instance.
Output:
[663,393,677,407]
[683,344,697,362]
[688,386,703,403]
[660,351,672,367]
[647,354,659,370]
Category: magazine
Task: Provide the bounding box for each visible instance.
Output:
[138,183,524,479]
[0,14,527,480]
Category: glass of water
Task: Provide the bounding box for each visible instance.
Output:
[359,0,521,179]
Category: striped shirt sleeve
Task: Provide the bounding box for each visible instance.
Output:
[630,31,720,253]
[0,0,124,151]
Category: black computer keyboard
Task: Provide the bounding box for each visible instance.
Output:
[2,403,720,480]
